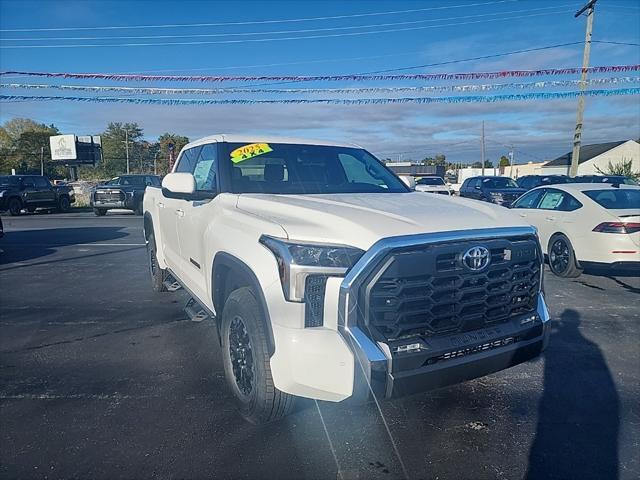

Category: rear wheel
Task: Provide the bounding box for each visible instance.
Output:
[221,287,295,424]
[58,196,71,213]
[93,208,107,216]
[8,198,22,216]
[548,234,581,278]
[147,232,167,292]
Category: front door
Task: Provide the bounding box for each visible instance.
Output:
[177,142,219,301]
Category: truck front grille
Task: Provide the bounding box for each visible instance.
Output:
[94,190,124,202]
[363,237,540,341]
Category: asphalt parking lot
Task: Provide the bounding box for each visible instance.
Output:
[0,212,638,480]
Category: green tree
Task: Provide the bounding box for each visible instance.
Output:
[157,133,189,175]
[100,122,144,176]
[0,118,59,175]
[499,155,510,167]
[595,159,640,180]
[471,160,494,169]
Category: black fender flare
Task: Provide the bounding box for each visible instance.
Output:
[143,212,154,242]
[212,252,276,355]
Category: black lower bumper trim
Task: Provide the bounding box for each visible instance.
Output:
[390,335,544,397]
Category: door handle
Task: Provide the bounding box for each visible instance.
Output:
[157,202,164,208]
[518,213,527,217]
[175,209,185,217]
[545,216,555,221]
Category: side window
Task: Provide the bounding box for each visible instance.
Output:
[22,178,36,189]
[512,189,544,209]
[518,177,533,190]
[34,177,50,188]
[538,189,567,210]
[560,193,582,212]
[338,153,385,186]
[175,147,200,174]
[192,143,218,191]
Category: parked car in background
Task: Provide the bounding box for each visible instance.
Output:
[511,183,640,277]
[0,175,75,216]
[516,175,573,191]
[459,176,526,207]
[414,175,451,195]
[91,174,161,216]
[573,175,638,185]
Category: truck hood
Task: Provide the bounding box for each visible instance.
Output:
[236,192,530,250]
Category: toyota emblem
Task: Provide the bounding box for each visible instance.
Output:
[462,246,491,271]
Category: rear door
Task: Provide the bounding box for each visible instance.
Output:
[533,188,582,251]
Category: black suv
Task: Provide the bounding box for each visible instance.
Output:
[0,175,75,216]
[516,175,573,191]
[91,174,161,216]
[459,176,526,207]
[573,175,638,185]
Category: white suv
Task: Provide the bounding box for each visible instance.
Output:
[143,135,550,424]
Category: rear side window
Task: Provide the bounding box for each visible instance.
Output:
[584,189,640,209]
[537,189,582,212]
[517,177,536,189]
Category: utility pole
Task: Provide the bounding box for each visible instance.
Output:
[154,151,159,175]
[480,121,486,175]
[509,146,514,178]
[40,146,44,176]
[570,0,598,178]
[123,129,130,174]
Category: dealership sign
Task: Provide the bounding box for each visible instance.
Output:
[50,134,77,161]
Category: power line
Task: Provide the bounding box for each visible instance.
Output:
[0,0,517,32]
[0,10,576,49]
[1,5,573,42]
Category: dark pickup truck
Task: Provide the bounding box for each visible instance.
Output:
[0,175,75,216]
[459,176,526,207]
[91,174,161,216]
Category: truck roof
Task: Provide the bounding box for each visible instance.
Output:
[184,134,362,150]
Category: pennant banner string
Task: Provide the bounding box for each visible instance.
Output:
[2,77,639,95]
[1,65,638,83]
[2,88,638,105]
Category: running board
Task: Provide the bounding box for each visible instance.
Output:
[184,297,214,323]
[163,276,182,292]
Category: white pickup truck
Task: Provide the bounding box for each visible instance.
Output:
[143,135,550,424]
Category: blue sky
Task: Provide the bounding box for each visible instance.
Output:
[0,0,639,163]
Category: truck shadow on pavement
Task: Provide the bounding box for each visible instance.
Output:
[527,309,619,480]
[0,227,131,267]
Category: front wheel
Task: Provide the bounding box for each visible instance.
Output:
[93,208,107,216]
[221,287,296,424]
[548,234,581,278]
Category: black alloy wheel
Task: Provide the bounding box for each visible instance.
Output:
[548,234,581,278]
[228,316,255,398]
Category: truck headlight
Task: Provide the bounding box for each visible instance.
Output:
[260,235,364,302]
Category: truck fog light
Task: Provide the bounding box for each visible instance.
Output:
[520,314,537,325]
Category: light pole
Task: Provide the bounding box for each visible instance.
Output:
[123,128,130,174]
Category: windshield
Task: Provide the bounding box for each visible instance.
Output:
[583,189,640,209]
[482,177,520,189]
[0,176,19,187]
[416,177,445,186]
[225,142,408,194]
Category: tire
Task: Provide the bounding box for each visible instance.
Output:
[147,232,167,292]
[93,208,107,216]
[8,198,22,216]
[58,196,71,213]
[221,287,296,424]
[27,207,36,213]
[134,201,143,216]
[548,234,582,278]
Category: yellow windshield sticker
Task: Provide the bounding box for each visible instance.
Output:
[230,143,273,163]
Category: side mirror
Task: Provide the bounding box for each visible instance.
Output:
[399,175,416,190]
[162,173,196,199]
